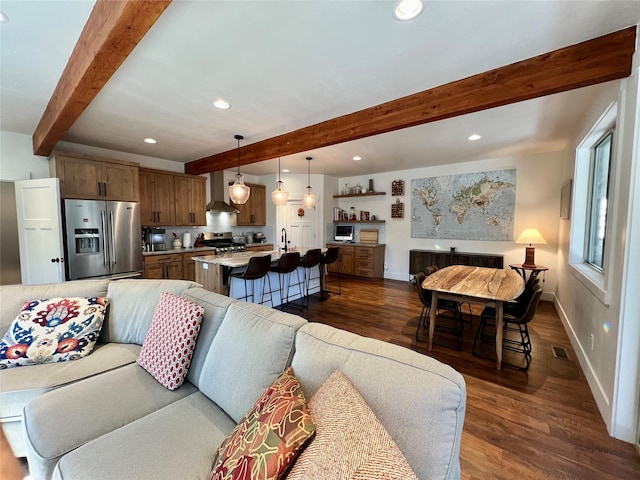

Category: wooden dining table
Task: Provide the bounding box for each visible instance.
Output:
[421,265,524,370]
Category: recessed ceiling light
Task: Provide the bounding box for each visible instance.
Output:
[144,138,157,144]
[393,0,423,21]
[468,134,482,141]
[0,11,9,23]
[353,156,362,161]
[213,99,230,109]
[282,169,290,173]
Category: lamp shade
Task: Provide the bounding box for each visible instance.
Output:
[229,173,250,205]
[271,181,289,206]
[302,188,316,209]
[515,228,547,246]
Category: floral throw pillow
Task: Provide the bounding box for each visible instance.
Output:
[210,367,315,480]
[0,297,109,369]
[137,292,204,390]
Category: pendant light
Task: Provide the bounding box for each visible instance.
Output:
[228,134,250,205]
[271,157,289,206]
[302,156,316,209]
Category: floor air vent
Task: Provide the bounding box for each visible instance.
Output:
[552,346,570,360]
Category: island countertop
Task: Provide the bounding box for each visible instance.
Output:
[193,248,318,268]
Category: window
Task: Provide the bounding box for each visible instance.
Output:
[569,101,616,305]
[586,131,613,270]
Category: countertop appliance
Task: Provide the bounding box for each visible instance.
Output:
[143,227,166,252]
[201,232,247,254]
[63,199,143,280]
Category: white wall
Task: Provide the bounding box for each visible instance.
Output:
[555,69,639,441]
[338,152,563,299]
[0,131,49,180]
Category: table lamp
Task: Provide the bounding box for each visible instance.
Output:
[515,228,547,268]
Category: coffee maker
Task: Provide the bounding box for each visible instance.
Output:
[143,227,166,252]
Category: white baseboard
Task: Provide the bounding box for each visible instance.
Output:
[553,296,613,435]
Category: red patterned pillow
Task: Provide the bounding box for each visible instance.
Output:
[137,292,204,390]
[286,370,419,480]
[210,367,315,480]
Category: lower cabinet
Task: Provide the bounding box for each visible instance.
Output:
[245,243,274,253]
[326,243,385,279]
[182,252,201,282]
[143,254,183,279]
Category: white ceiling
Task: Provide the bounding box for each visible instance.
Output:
[1,1,639,177]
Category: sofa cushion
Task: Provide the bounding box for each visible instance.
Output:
[198,302,307,423]
[291,323,466,480]
[1,296,108,368]
[53,392,236,480]
[181,288,237,387]
[137,292,204,390]
[211,367,315,480]
[286,369,417,480]
[0,279,110,340]
[1,342,139,457]
[24,362,198,480]
[100,279,198,344]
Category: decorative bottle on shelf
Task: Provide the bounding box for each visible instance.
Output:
[350,207,356,220]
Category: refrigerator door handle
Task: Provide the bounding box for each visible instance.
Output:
[109,210,116,266]
[101,210,108,267]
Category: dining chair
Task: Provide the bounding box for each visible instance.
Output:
[414,268,464,350]
[473,283,543,370]
[319,247,341,296]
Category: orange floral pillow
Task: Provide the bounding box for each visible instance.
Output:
[210,367,315,480]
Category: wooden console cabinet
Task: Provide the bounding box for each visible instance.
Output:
[409,249,503,275]
[327,243,385,279]
[49,152,139,202]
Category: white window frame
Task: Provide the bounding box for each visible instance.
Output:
[569,102,617,305]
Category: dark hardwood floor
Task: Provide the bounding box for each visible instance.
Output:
[294,275,640,480]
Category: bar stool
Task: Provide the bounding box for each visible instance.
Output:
[269,252,303,310]
[319,247,341,296]
[229,254,273,306]
[299,248,322,307]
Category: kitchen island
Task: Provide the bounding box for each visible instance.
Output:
[193,249,322,307]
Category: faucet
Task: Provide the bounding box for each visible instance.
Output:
[281,228,288,252]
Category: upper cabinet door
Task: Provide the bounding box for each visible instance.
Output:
[101,162,139,202]
[173,176,191,226]
[233,183,266,226]
[191,177,206,226]
[139,169,155,225]
[54,155,102,199]
[154,172,175,226]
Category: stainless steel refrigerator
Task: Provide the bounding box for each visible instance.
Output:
[63,199,143,280]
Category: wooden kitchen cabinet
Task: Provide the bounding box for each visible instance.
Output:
[174,174,207,226]
[326,243,385,278]
[182,251,202,282]
[232,183,266,226]
[143,254,183,279]
[139,169,175,226]
[245,243,274,252]
[49,152,139,201]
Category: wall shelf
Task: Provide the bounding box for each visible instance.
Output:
[333,192,386,198]
[333,220,386,224]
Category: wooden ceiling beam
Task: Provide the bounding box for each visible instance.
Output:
[185,26,636,175]
[32,0,172,156]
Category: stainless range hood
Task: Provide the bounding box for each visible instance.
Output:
[206,171,238,213]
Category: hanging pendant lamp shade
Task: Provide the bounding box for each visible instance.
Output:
[271,157,289,206]
[302,156,316,208]
[228,134,250,205]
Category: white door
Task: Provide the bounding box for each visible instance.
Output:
[15,178,65,284]
[284,198,317,249]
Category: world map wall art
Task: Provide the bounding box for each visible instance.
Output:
[411,169,516,241]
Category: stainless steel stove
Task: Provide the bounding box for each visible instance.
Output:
[201,232,246,254]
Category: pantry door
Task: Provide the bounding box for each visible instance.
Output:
[283,196,318,249]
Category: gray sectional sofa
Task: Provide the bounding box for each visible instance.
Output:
[0,279,466,480]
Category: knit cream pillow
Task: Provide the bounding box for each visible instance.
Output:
[286,370,418,480]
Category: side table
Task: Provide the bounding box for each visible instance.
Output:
[509,263,548,288]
